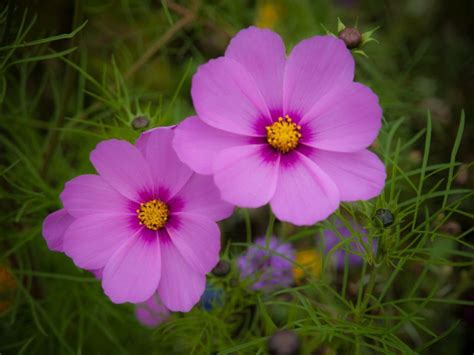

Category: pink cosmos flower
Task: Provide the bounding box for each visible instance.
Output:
[173,27,386,225]
[42,127,233,311]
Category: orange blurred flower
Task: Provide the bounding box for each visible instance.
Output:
[0,265,17,314]
[292,250,322,284]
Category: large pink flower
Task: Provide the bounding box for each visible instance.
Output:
[42,127,233,311]
[173,27,386,225]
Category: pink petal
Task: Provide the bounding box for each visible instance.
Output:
[102,233,161,304]
[270,153,340,225]
[157,238,205,312]
[90,139,153,202]
[213,144,280,208]
[301,83,382,152]
[283,36,354,118]
[60,174,132,218]
[310,149,386,201]
[167,213,220,274]
[63,214,134,270]
[225,26,286,111]
[135,127,193,198]
[172,173,234,221]
[191,56,270,136]
[90,269,103,279]
[42,209,74,252]
[173,116,249,175]
[135,293,170,327]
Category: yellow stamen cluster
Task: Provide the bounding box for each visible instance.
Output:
[266,115,302,153]
[137,199,169,231]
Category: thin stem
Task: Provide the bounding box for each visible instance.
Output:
[242,209,252,244]
[265,209,276,248]
[1,0,15,45]
[123,10,197,80]
[356,233,383,320]
[40,0,82,178]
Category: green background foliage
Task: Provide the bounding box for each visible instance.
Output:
[1,0,473,353]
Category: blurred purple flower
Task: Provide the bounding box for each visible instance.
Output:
[322,221,377,268]
[135,294,171,328]
[238,236,295,291]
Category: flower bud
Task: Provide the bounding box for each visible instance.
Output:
[212,260,231,277]
[338,27,362,49]
[455,164,468,185]
[374,209,394,228]
[131,116,150,130]
[267,330,300,355]
[440,221,461,235]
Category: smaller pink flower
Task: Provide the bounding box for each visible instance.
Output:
[135,294,171,327]
[42,127,233,312]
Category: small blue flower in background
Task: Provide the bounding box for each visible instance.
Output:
[200,283,224,311]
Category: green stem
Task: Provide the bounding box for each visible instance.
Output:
[242,209,252,244]
[359,265,378,314]
[356,234,383,320]
[265,209,276,247]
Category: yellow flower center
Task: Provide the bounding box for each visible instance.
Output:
[266,115,301,153]
[136,200,169,230]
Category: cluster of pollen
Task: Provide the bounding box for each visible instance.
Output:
[137,199,169,231]
[266,115,302,153]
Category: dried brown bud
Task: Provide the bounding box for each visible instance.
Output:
[268,330,301,355]
[440,221,461,235]
[455,164,469,185]
[338,27,362,49]
[131,116,150,130]
[211,260,231,277]
[409,150,422,164]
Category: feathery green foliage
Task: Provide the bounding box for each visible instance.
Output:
[1,1,472,354]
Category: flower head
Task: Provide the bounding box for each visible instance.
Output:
[174,27,386,225]
[322,220,377,268]
[135,294,170,327]
[42,127,233,311]
[238,236,294,291]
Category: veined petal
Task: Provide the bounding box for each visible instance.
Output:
[173,116,249,175]
[171,173,234,221]
[192,56,271,136]
[60,174,131,218]
[283,36,354,118]
[225,26,286,111]
[102,233,161,304]
[309,149,386,201]
[135,127,193,198]
[213,144,280,208]
[167,213,220,274]
[270,152,340,225]
[63,214,134,270]
[90,139,154,202]
[300,83,382,152]
[158,237,205,312]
